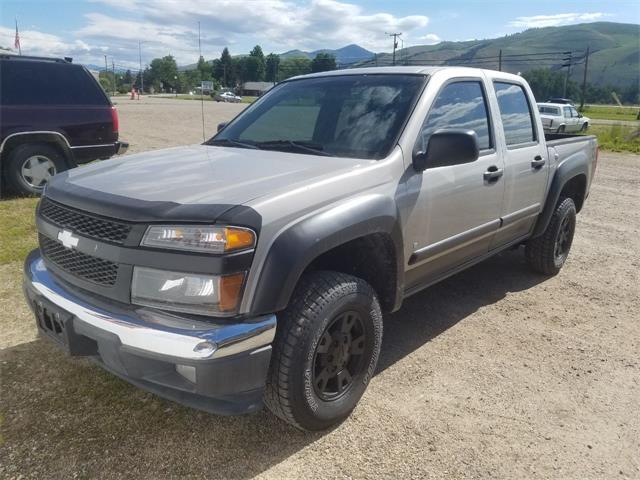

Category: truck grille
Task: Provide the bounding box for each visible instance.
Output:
[40,234,119,286]
[40,198,132,245]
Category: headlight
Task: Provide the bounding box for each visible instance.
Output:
[131,266,244,316]
[141,225,255,253]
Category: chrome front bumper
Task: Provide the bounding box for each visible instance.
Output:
[24,251,276,362]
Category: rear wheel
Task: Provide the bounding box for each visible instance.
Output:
[557,125,566,134]
[5,143,67,196]
[525,197,577,275]
[264,271,382,431]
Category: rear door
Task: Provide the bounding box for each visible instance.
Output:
[403,77,505,289]
[563,106,579,132]
[489,80,549,249]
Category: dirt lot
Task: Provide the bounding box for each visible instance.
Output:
[1,97,639,479]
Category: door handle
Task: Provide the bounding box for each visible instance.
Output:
[484,165,504,182]
[531,155,546,168]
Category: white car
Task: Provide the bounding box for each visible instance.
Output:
[214,91,242,103]
[537,102,589,133]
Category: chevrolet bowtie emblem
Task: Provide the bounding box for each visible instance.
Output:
[58,229,79,249]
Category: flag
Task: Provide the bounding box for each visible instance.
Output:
[15,19,21,54]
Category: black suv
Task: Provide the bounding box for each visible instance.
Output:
[0,55,128,196]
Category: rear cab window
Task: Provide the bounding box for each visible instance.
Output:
[0,60,109,106]
[417,80,493,153]
[493,81,537,147]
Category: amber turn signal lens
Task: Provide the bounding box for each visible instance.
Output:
[219,273,245,312]
[224,228,255,252]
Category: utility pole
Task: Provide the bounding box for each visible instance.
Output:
[138,41,143,95]
[580,46,590,110]
[562,51,572,98]
[112,59,116,96]
[386,32,402,66]
[104,55,109,94]
[498,49,502,71]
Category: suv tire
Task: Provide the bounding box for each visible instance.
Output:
[525,197,577,275]
[264,271,383,431]
[6,143,67,196]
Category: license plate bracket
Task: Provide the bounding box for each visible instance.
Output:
[33,298,97,356]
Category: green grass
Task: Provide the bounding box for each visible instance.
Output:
[161,94,257,104]
[588,124,640,154]
[581,105,640,122]
[0,197,39,265]
[169,94,214,101]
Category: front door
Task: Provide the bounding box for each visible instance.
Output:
[403,78,505,290]
[490,80,549,249]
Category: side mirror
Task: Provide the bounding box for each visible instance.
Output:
[217,122,228,132]
[413,130,479,172]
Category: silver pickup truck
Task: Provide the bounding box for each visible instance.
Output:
[23,67,598,430]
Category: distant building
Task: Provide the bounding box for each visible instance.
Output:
[241,81,274,96]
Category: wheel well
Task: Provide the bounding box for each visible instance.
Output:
[559,174,587,212]
[1,134,73,172]
[304,233,397,313]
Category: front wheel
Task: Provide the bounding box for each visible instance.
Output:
[581,122,589,132]
[525,197,577,275]
[264,271,383,431]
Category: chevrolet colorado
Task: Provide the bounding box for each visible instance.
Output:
[23,67,598,430]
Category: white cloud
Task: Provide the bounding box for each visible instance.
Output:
[418,33,441,45]
[3,0,431,67]
[82,0,429,62]
[0,26,103,60]
[508,12,609,28]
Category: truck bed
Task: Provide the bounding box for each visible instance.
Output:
[544,132,597,146]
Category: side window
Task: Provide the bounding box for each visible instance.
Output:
[571,107,579,117]
[494,82,536,146]
[0,62,107,106]
[564,107,572,118]
[418,81,492,151]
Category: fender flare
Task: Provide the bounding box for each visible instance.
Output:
[531,155,588,238]
[250,194,405,315]
[0,131,75,167]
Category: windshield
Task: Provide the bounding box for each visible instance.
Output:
[208,74,426,159]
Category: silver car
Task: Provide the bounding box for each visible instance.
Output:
[538,102,589,133]
[214,91,242,103]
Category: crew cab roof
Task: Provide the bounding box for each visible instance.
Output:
[287,65,526,83]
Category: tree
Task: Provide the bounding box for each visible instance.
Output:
[522,68,579,102]
[123,69,133,84]
[196,55,212,81]
[311,53,336,73]
[265,53,280,83]
[216,47,233,86]
[277,57,312,81]
[249,45,265,81]
[149,55,179,92]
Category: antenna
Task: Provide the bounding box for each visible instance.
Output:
[199,21,206,141]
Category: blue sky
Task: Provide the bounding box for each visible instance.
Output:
[1,0,638,69]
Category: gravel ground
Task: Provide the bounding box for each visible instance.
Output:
[1,97,639,479]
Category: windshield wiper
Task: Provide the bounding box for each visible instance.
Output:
[255,140,334,156]
[208,138,259,150]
